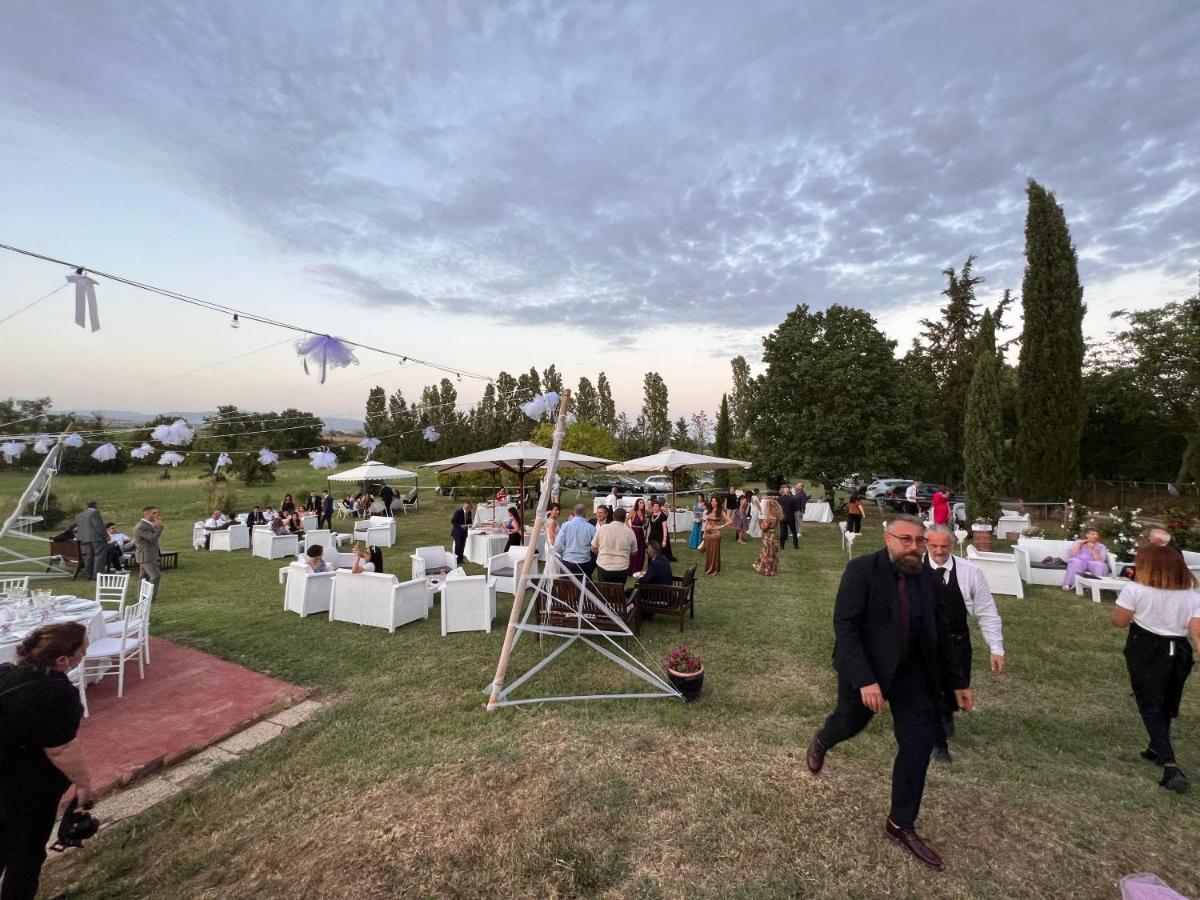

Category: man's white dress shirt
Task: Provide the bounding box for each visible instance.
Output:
[927,555,1005,656]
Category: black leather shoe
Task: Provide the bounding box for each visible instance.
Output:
[1160,766,1190,794]
[933,746,953,764]
[806,734,827,775]
[885,819,944,870]
[942,714,955,740]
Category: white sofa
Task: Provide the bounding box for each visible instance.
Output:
[411,545,458,581]
[441,573,497,636]
[486,547,541,595]
[1012,537,1119,586]
[329,571,427,632]
[965,545,1025,598]
[253,526,300,560]
[283,564,335,617]
[209,524,250,552]
[354,515,397,548]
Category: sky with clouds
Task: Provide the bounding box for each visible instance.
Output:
[0,0,1196,426]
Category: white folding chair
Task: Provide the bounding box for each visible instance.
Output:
[106,580,155,663]
[95,572,130,623]
[0,576,30,593]
[77,594,150,716]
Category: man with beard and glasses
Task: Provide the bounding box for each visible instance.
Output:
[804,514,970,871]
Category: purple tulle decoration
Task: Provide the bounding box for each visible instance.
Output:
[151,419,194,446]
[90,442,119,462]
[296,334,359,384]
[309,449,338,470]
[1,441,26,463]
[423,426,439,442]
[213,452,232,473]
[158,451,185,467]
[258,448,279,466]
[62,432,85,448]
[131,443,155,459]
[32,435,53,455]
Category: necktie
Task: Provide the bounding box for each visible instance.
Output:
[896,574,910,646]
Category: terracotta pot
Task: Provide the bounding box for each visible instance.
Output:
[667,666,704,702]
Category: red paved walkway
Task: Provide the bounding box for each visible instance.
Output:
[78,638,308,794]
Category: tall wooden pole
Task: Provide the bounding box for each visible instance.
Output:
[486,389,571,711]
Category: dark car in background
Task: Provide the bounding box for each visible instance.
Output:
[590,474,650,495]
[882,483,966,512]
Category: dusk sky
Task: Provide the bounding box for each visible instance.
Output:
[1,1,1197,427]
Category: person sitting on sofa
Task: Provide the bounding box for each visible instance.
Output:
[1063,528,1110,591]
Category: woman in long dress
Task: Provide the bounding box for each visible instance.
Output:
[703,496,732,576]
[628,498,648,575]
[747,490,762,539]
[733,494,750,544]
[753,496,781,576]
[688,493,706,550]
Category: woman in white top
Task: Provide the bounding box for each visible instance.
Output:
[1112,545,1200,795]
[747,491,762,539]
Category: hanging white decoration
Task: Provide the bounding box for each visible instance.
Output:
[358,436,381,457]
[62,432,85,448]
[295,334,358,384]
[32,435,53,455]
[309,449,338,470]
[258,448,279,466]
[564,411,577,426]
[131,442,155,459]
[66,271,100,332]
[213,452,233,473]
[90,442,119,462]
[423,426,439,442]
[157,451,185,467]
[1,441,26,463]
[521,391,561,421]
[151,419,195,446]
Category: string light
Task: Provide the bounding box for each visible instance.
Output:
[230,314,240,329]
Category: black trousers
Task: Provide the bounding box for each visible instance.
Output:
[595,567,626,585]
[846,514,862,534]
[939,631,972,745]
[0,788,60,900]
[452,532,467,563]
[563,559,596,578]
[318,511,333,530]
[817,663,941,830]
[778,516,798,548]
[1124,624,1194,765]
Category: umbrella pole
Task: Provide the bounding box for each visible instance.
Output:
[488,389,571,711]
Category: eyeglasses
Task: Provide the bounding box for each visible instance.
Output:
[885,531,927,547]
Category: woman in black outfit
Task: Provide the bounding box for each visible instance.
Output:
[505,506,524,549]
[279,493,296,516]
[0,622,95,900]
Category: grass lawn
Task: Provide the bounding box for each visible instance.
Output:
[2,463,1198,898]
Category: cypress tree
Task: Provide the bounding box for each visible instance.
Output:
[713,394,732,489]
[964,310,1004,522]
[1015,180,1085,499]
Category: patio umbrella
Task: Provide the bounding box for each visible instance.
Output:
[328,460,419,505]
[606,448,752,515]
[422,441,612,520]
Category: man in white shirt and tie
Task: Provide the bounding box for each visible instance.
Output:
[904,481,921,516]
[924,524,1006,762]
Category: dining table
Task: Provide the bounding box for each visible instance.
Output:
[0,591,108,667]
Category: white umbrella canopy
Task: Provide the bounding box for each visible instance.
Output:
[608,448,752,510]
[422,440,612,500]
[327,460,419,483]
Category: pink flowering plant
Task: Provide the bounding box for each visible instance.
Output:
[664,646,702,674]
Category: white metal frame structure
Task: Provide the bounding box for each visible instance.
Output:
[0,438,73,580]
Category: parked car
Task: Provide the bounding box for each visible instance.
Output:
[865,478,911,500]
[881,483,966,513]
[590,474,650,495]
[644,475,673,492]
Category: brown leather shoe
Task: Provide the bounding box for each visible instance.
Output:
[806,734,827,775]
[885,819,944,870]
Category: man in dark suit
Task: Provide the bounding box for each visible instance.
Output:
[640,539,673,585]
[805,514,971,871]
[794,483,809,537]
[777,487,798,550]
[320,490,335,530]
[450,501,472,564]
[379,483,395,517]
[245,506,266,527]
[304,491,320,513]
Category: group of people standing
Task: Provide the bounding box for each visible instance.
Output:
[680,483,810,578]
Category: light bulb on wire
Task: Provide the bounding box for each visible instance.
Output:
[230,314,240,329]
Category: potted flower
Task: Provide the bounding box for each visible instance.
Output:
[970,517,994,552]
[663,646,704,703]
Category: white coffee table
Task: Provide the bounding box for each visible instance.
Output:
[1075,575,1129,604]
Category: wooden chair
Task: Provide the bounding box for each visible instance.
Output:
[633,564,697,632]
[591,580,640,639]
[540,577,638,640]
[50,539,84,580]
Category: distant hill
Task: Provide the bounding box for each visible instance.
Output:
[74,410,365,434]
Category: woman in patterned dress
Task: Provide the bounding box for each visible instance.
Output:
[732,493,750,544]
[753,496,782,576]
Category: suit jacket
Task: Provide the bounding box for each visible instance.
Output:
[450,508,470,540]
[778,494,796,518]
[795,490,808,513]
[380,485,394,504]
[642,554,673,586]
[133,519,164,564]
[245,511,266,526]
[75,508,106,543]
[322,496,334,515]
[831,547,965,698]
[304,496,320,512]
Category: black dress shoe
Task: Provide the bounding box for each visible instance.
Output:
[942,714,955,740]
[1160,766,1190,794]
[1140,748,1158,764]
[806,734,827,775]
[885,819,944,870]
[933,746,953,764]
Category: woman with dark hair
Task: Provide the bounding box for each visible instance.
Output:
[0,622,94,899]
[279,493,296,516]
[702,495,733,576]
[846,494,865,534]
[688,493,706,550]
[1112,545,1200,794]
[733,494,750,544]
[505,506,523,549]
[628,498,648,575]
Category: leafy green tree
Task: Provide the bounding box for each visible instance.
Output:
[670,417,692,450]
[750,304,913,495]
[575,377,599,423]
[964,310,1005,522]
[531,420,619,461]
[597,372,616,431]
[541,364,564,396]
[729,356,755,434]
[713,394,732,489]
[638,372,671,452]
[689,411,711,451]
[1015,179,1086,499]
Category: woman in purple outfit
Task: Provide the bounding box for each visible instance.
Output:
[1063,528,1110,590]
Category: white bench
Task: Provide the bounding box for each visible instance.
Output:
[1012,538,1119,587]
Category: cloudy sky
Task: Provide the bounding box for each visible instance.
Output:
[1,1,1196,426]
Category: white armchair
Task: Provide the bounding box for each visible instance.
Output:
[209,524,250,552]
[330,571,427,632]
[965,545,1025,598]
[486,547,541,595]
[253,526,300,560]
[354,515,396,548]
[283,564,335,617]
[441,573,497,636]
[192,522,206,550]
[996,511,1032,540]
[303,528,336,556]
[411,545,458,581]
[301,514,319,532]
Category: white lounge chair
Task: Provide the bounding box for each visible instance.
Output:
[411,545,458,581]
[329,571,427,632]
[209,524,250,551]
[252,527,300,560]
[441,572,497,636]
[966,545,1025,598]
[486,547,540,595]
[284,564,335,617]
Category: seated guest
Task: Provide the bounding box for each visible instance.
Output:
[286,511,305,536]
[342,494,356,513]
[202,509,228,549]
[304,544,328,573]
[279,493,296,515]
[637,539,674,587]
[1063,528,1110,591]
[351,544,375,573]
[270,515,290,536]
[262,506,277,522]
[245,506,266,527]
[104,522,130,571]
[592,507,636,584]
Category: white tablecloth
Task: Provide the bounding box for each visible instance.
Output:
[1,597,107,666]
[473,502,512,525]
[801,502,834,523]
[668,510,692,533]
[465,530,510,566]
